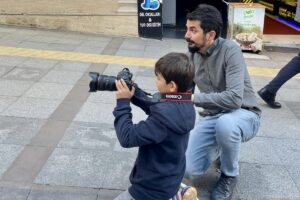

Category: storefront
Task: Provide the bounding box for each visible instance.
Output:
[258,0,300,33]
[162,0,229,38]
[161,0,299,38]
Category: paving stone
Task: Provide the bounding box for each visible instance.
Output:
[258,111,300,139]
[240,137,282,165]
[259,102,296,118]
[24,35,59,43]
[101,151,136,190]
[3,67,48,81]
[1,97,61,119]
[18,58,58,69]
[97,189,121,200]
[0,80,33,97]
[136,66,155,77]
[34,148,111,188]
[53,61,91,72]
[144,45,171,55]
[271,138,300,166]
[119,41,145,51]
[17,41,49,50]
[115,49,144,58]
[0,116,45,145]
[0,56,27,67]
[74,102,115,123]
[87,91,116,104]
[79,40,110,48]
[0,96,17,113]
[40,70,84,84]
[286,165,300,190]
[73,46,105,54]
[0,144,24,177]
[102,64,140,78]
[0,65,15,77]
[23,82,73,100]
[134,76,156,91]
[28,188,98,200]
[278,88,300,102]
[58,122,117,150]
[0,186,29,200]
[44,43,77,51]
[236,163,300,199]
[286,101,300,120]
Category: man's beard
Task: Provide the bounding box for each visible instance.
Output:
[186,38,200,53]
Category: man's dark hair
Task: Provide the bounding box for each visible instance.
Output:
[155,52,195,92]
[186,4,223,39]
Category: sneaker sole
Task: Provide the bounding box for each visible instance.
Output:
[182,187,199,200]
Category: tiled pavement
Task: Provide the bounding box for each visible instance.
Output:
[0,25,299,200]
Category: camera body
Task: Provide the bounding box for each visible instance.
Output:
[89,68,133,92]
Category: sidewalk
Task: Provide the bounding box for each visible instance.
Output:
[0,25,299,200]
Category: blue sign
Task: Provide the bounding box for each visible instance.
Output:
[138,0,163,39]
[141,0,160,11]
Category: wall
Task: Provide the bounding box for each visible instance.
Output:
[0,0,138,37]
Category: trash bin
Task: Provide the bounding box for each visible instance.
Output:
[227,3,266,52]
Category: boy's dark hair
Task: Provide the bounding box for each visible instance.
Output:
[186,4,223,39]
[155,52,195,92]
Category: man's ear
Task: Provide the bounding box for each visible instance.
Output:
[169,81,178,92]
[206,31,216,41]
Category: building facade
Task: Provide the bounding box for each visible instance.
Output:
[0,0,138,37]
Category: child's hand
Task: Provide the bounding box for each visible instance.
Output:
[115,79,135,99]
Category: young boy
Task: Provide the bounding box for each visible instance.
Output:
[113,52,198,200]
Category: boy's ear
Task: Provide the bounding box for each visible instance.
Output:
[169,81,178,92]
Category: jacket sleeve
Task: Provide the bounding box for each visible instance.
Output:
[194,46,244,110]
[113,99,168,148]
[130,87,151,115]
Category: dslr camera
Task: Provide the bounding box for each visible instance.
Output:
[89,68,134,92]
[88,68,161,107]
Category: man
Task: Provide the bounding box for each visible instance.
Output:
[258,0,300,109]
[184,4,261,200]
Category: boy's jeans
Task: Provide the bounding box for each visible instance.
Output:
[114,190,181,200]
[185,108,260,178]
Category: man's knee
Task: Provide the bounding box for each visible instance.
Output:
[215,115,240,143]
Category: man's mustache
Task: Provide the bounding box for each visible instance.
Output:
[186,38,195,44]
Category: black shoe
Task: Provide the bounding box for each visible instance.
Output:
[211,173,237,200]
[257,87,281,109]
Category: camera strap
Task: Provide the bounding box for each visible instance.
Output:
[160,92,192,102]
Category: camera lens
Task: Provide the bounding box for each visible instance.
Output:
[97,75,117,91]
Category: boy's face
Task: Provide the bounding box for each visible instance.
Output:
[155,73,177,93]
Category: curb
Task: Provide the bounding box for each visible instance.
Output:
[263,43,300,53]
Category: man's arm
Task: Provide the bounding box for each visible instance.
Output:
[113,99,167,148]
[194,46,245,110]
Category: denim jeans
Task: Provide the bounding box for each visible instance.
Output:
[185,109,260,178]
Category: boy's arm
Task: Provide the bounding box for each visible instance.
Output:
[113,99,167,148]
[130,86,153,115]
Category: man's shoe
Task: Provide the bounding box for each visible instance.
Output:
[211,173,237,200]
[257,87,281,108]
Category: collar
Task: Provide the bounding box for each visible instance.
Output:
[201,37,220,57]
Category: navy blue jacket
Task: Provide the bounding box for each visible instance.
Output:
[113,97,195,200]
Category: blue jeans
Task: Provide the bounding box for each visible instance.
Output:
[185,109,260,178]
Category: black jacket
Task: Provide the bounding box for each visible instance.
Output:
[113,97,195,200]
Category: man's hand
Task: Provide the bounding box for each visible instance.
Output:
[115,79,135,99]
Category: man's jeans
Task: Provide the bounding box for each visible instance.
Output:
[185,109,260,178]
